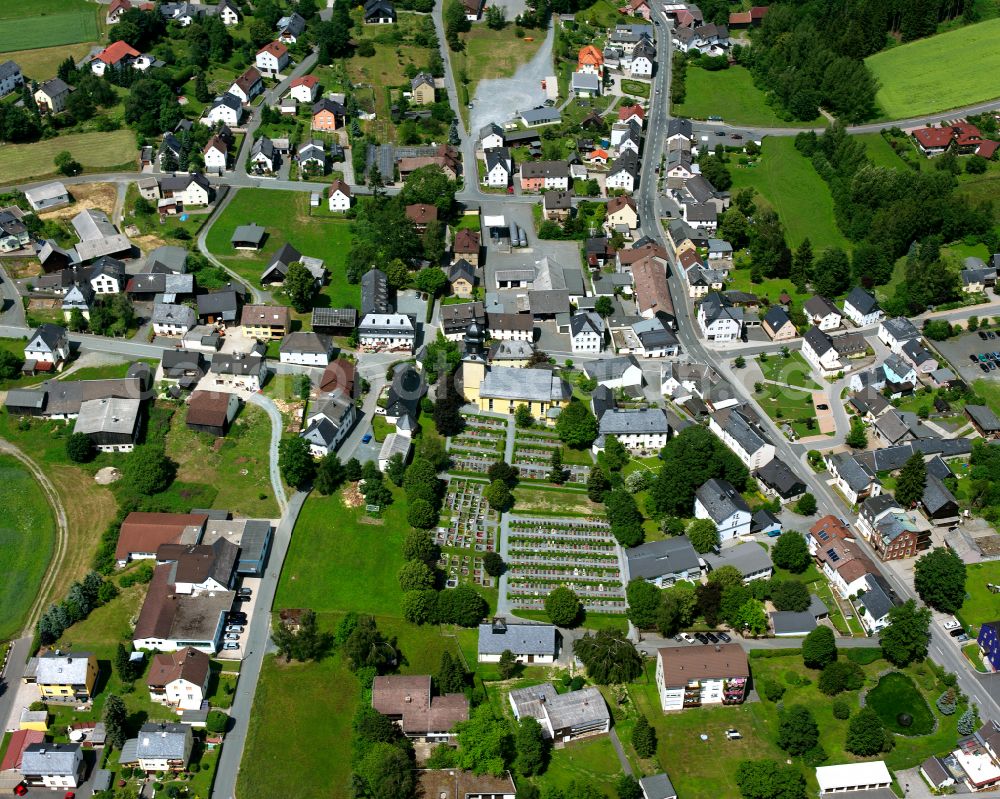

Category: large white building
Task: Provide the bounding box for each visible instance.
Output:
[595,408,670,453]
[709,406,775,470]
[569,311,604,353]
[477,619,558,664]
[694,478,751,542]
[655,644,749,711]
[816,762,892,795]
[358,313,416,353]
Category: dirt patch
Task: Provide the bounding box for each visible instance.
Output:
[28,297,60,310]
[94,467,121,485]
[40,183,117,221]
[359,515,385,525]
[342,483,364,508]
[5,259,41,279]
[131,232,172,251]
[212,438,226,452]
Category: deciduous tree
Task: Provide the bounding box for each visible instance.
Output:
[544,586,581,627]
[880,599,931,667]
[801,625,836,669]
[914,548,966,613]
[771,531,810,573]
[573,628,643,684]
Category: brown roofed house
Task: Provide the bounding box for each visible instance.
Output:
[319,358,358,397]
[655,644,749,710]
[240,304,291,340]
[115,512,209,565]
[405,203,438,233]
[416,769,517,799]
[632,256,673,319]
[371,675,469,740]
[453,228,480,266]
[146,647,211,711]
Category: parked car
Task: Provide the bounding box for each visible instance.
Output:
[981,363,990,373]
[717,632,732,643]
[943,619,961,629]
[725,729,742,740]
[674,634,684,642]
[224,643,239,650]
[64,793,75,799]
[680,632,695,643]
[990,361,997,371]
[979,331,988,340]
[226,625,244,633]
[949,627,965,637]
[13,784,27,796]
[361,432,372,443]
[224,633,240,641]
[956,633,969,642]
[704,632,719,643]
[237,588,252,597]
[971,354,981,362]
[694,632,709,644]
[990,331,997,339]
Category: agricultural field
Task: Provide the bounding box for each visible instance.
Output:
[3,43,95,82]
[0,130,137,184]
[203,188,359,309]
[672,66,825,128]
[0,455,56,640]
[856,132,911,170]
[730,136,852,253]
[0,0,99,54]
[866,18,1000,119]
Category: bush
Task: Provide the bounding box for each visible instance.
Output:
[936,688,958,715]
[206,710,228,734]
[761,678,785,702]
[818,660,865,695]
[832,699,850,719]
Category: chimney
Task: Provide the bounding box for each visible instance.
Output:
[404,695,412,703]
[492,616,507,635]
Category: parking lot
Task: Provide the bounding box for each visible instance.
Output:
[932,329,1000,384]
[216,575,262,661]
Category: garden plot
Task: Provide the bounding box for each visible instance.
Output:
[435,478,500,588]
[448,419,506,469]
[505,516,626,614]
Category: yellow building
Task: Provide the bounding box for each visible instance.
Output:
[461,358,571,425]
[410,73,436,106]
[19,709,49,731]
[29,652,99,703]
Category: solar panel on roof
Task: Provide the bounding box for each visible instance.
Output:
[826,548,840,562]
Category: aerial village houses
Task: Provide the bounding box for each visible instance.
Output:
[655,644,749,710]
[255,41,289,77]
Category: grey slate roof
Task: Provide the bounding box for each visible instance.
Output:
[922,473,958,515]
[152,303,196,327]
[966,404,1000,432]
[21,743,81,777]
[279,331,332,355]
[762,305,791,332]
[628,536,700,580]
[134,722,191,760]
[754,458,806,498]
[880,316,920,342]
[584,355,641,383]
[830,452,875,493]
[844,286,879,315]
[702,541,773,578]
[477,621,558,656]
[713,406,769,456]
[479,367,571,403]
[804,295,840,319]
[361,268,390,316]
[598,407,669,436]
[33,652,94,685]
[770,611,817,635]
[231,224,266,247]
[804,325,834,356]
[857,573,895,620]
[639,773,677,799]
[695,477,750,522]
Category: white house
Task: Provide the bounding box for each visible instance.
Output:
[250,136,276,173]
[358,313,416,353]
[569,311,604,354]
[0,59,23,97]
[694,477,752,542]
[147,647,211,711]
[300,393,356,457]
[628,40,655,77]
[218,0,241,26]
[816,762,892,795]
[803,295,842,331]
[583,355,644,390]
[477,619,558,664]
[152,303,197,337]
[203,136,228,175]
[288,75,319,103]
[20,744,83,789]
[709,406,775,470]
[606,155,638,192]
[255,41,289,77]
[228,67,263,104]
[697,292,742,342]
[801,326,841,375]
[328,179,352,211]
[596,408,670,452]
[508,683,610,740]
[159,173,212,207]
[842,286,883,327]
[203,93,243,127]
[479,122,505,150]
[128,723,193,773]
[208,352,267,392]
[278,332,333,366]
[901,338,938,374]
[24,324,70,369]
[856,574,897,634]
[878,316,921,354]
[882,354,917,386]
[483,148,512,188]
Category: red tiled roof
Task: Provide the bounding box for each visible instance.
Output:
[608,195,637,214]
[97,40,140,65]
[319,358,356,394]
[115,512,209,561]
[578,45,604,67]
[729,11,752,24]
[0,730,44,771]
[977,140,999,159]
[618,104,645,121]
[912,127,953,149]
[406,203,438,224]
[147,647,211,691]
[108,0,132,15]
[258,40,288,58]
[810,514,851,540]
[291,75,318,88]
[453,228,480,253]
[750,5,769,19]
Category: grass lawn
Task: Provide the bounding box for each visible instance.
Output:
[620,79,650,99]
[511,485,602,515]
[756,352,821,390]
[956,561,1000,633]
[856,132,911,170]
[957,170,1000,224]
[164,401,279,518]
[866,18,1000,118]
[0,0,98,53]
[2,43,96,82]
[866,672,934,734]
[754,385,817,436]
[0,130,136,183]
[724,267,812,307]
[536,736,624,794]
[0,455,56,640]
[575,0,622,27]
[672,66,825,128]
[972,378,1000,418]
[203,188,358,309]
[274,487,408,614]
[730,137,852,253]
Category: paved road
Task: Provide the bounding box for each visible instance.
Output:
[245,392,289,516]
[646,10,1000,727]
[210,490,310,799]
